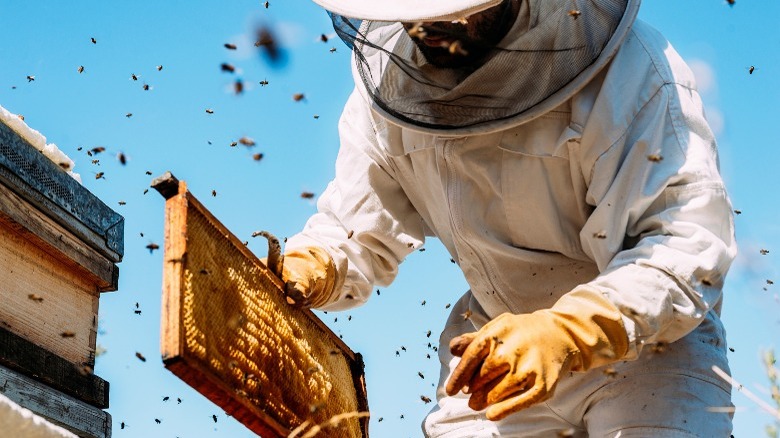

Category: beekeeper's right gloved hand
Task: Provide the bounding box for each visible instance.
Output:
[277,246,342,309]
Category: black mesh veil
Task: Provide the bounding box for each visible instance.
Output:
[328,0,640,134]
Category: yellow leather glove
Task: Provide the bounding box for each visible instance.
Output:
[445,287,629,421]
[276,246,342,309]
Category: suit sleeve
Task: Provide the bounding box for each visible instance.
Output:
[578,82,737,358]
[285,90,426,311]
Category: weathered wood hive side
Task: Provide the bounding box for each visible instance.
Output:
[155,173,369,438]
[0,121,123,438]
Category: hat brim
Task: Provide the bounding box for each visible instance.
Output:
[312,0,504,22]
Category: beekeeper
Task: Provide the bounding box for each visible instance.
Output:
[280,0,737,435]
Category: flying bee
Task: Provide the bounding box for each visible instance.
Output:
[78,65,84,73]
[117,152,127,165]
[61,331,76,338]
[163,396,169,401]
[426,330,432,338]
[760,248,769,255]
[17,114,24,121]
[156,65,163,71]
[154,419,161,424]
[90,146,106,154]
[301,191,315,199]
[142,83,150,91]
[234,79,244,95]
[767,279,775,285]
[407,22,427,40]
[448,40,468,56]
[329,47,337,53]
[206,108,214,114]
[747,65,756,74]
[91,37,97,44]
[259,79,269,86]
[445,303,451,309]
[461,309,472,320]
[28,293,44,303]
[221,63,236,73]
[230,141,238,147]
[94,172,105,180]
[136,352,147,362]
[239,136,255,146]
[212,414,218,423]
[733,209,742,215]
[224,43,237,50]
[27,75,35,82]
[264,1,269,7]
[726,0,735,5]
[420,395,432,404]
[292,93,305,102]
[568,9,582,19]
[347,230,354,239]
[118,201,126,206]
[212,190,217,197]
[125,113,133,118]
[421,300,426,306]
[145,170,152,175]
[602,367,618,378]
[146,242,160,254]
[131,73,138,81]
[418,371,424,379]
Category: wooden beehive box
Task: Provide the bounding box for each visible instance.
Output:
[154,173,369,438]
[0,120,123,438]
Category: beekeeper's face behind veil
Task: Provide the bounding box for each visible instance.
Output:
[318,0,640,134]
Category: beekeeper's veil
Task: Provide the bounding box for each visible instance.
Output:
[316,0,640,134]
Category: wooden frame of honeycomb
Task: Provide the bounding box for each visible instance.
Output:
[153,173,369,437]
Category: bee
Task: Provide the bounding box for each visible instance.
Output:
[212,414,218,423]
[26,75,35,82]
[395,350,400,357]
[145,170,152,175]
[650,342,667,354]
[448,40,468,56]
[420,395,432,404]
[259,79,269,86]
[239,137,255,146]
[224,43,237,50]
[230,141,238,147]
[700,276,714,286]
[61,331,76,338]
[154,419,161,424]
[445,303,451,309]
[126,113,133,118]
[768,279,775,285]
[320,34,329,43]
[90,146,106,155]
[558,429,576,438]
[264,1,269,7]
[602,367,618,378]
[211,190,217,197]
[292,93,305,102]
[419,247,426,252]
[726,0,735,6]
[300,191,315,199]
[134,309,141,315]
[747,65,756,74]
[568,9,582,19]
[78,66,84,74]
[118,201,126,206]
[94,172,105,180]
[593,230,607,239]
[378,417,383,422]
[117,152,127,165]
[450,258,456,264]
[234,79,244,95]
[254,26,281,63]
[146,242,160,254]
[131,73,138,81]
[205,108,214,114]
[143,189,149,195]
[120,422,126,429]
[421,300,426,306]
[646,153,663,162]
[347,230,354,239]
[330,47,337,53]
[136,352,147,362]
[426,330,431,338]
[28,293,44,303]
[156,65,163,71]
[461,309,472,320]
[733,209,742,215]
[17,114,24,121]
[418,371,424,379]
[221,63,236,73]
[400,414,404,419]
[376,289,381,295]
[314,114,320,119]
[401,346,407,351]
[91,37,97,44]
[760,248,769,255]
[177,398,182,404]
[426,353,431,359]
[142,83,150,91]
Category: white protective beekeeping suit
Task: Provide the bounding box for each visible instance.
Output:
[285,0,737,435]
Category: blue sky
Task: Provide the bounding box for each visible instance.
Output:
[1,1,778,437]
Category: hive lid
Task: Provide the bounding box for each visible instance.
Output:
[0,122,123,262]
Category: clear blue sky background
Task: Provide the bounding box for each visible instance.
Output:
[1,1,778,437]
